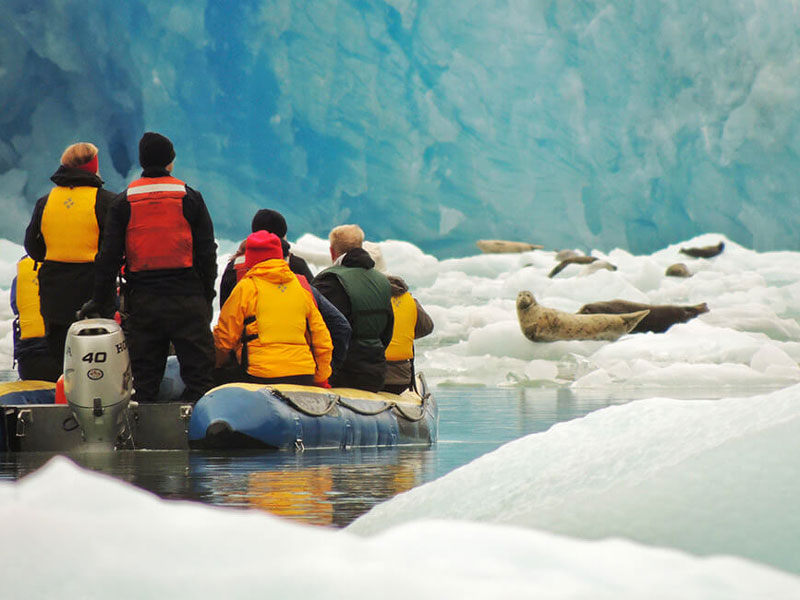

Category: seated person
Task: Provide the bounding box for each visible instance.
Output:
[312,225,393,392]
[363,243,434,394]
[278,238,352,375]
[219,209,314,307]
[214,231,332,386]
[10,255,61,381]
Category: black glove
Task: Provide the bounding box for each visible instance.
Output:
[77,299,114,320]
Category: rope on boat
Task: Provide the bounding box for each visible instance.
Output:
[271,389,340,417]
[392,392,431,423]
[337,397,395,416]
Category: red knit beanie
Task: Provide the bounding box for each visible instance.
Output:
[245,231,283,269]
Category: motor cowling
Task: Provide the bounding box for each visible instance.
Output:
[64,318,132,448]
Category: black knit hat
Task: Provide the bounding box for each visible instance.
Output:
[139,132,176,168]
[251,209,288,237]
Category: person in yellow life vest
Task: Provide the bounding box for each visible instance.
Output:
[363,242,434,394]
[214,231,333,386]
[23,142,117,367]
[10,256,61,381]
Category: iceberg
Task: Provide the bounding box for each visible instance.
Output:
[1,456,799,599]
[3,1,800,256]
[349,384,800,576]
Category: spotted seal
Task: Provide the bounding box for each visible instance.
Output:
[679,241,724,259]
[665,263,692,277]
[476,240,544,254]
[516,291,649,342]
[548,256,599,278]
[577,299,709,333]
[580,260,617,276]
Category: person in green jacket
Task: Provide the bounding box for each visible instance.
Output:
[311,225,393,392]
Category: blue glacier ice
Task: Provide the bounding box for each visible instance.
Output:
[2,0,800,257]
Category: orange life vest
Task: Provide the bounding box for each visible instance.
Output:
[125,176,193,272]
[233,254,247,282]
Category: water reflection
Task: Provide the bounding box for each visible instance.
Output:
[187,448,433,527]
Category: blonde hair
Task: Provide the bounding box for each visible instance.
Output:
[60,142,98,168]
[329,224,364,258]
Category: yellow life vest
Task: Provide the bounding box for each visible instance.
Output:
[15,257,46,339]
[41,186,99,262]
[386,291,417,361]
[249,276,316,374]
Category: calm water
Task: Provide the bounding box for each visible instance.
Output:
[0,384,763,528]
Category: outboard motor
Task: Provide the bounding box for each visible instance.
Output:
[63,318,133,449]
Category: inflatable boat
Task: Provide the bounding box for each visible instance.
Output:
[189,377,436,450]
[0,319,437,452]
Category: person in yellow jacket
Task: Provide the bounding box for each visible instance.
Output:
[214,231,333,386]
[363,242,434,394]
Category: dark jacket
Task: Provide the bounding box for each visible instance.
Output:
[23,167,116,323]
[93,167,217,308]
[312,248,394,391]
[310,286,351,369]
[384,275,434,388]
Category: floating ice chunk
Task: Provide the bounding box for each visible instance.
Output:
[350,384,800,575]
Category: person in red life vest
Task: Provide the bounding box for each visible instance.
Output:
[23,142,117,368]
[213,231,333,386]
[81,132,217,404]
[218,208,314,307]
[312,225,394,392]
[10,255,61,381]
[363,242,434,394]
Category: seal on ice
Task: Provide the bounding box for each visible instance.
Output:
[476,240,543,254]
[516,291,649,342]
[577,300,709,333]
[679,241,724,259]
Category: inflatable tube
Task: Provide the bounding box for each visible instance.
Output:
[188,378,437,450]
[0,380,56,405]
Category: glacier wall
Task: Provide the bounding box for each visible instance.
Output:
[2,0,800,257]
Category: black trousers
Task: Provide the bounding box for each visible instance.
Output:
[17,352,61,382]
[124,290,215,403]
[44,321,71,372]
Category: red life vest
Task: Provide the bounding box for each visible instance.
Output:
[295,274,318,306]
[233,253,247,282]
[125,176,193,272]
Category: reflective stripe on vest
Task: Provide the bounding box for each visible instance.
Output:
[41,186,99,262]
[234,254,247,282]
[386,291,417,361]
[125,176,193,272]
[15,257,46,339]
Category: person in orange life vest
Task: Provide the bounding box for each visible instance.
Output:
[83,132,217,403]
[10,255,61,382]
[363,242,434,394]
[23,142,117,367]
[218,209,314,307]
[213,231,333,386]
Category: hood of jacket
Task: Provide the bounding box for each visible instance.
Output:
[50,165,104,188]
[242,258,296,284]
[387,275,408,297]
[340,247,375,270]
